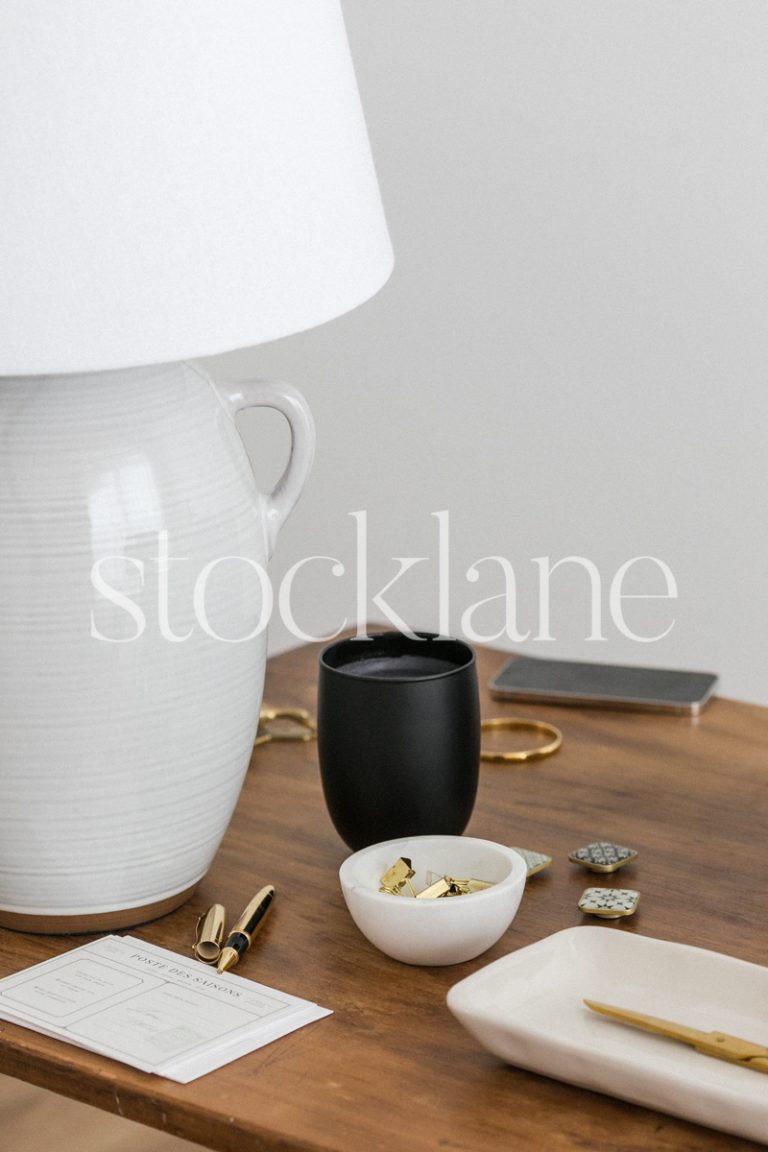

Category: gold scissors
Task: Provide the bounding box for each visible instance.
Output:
[584,1000,768,1074]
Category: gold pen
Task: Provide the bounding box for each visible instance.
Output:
[217,885,275,974]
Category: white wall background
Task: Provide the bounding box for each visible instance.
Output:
[203,0,768,705]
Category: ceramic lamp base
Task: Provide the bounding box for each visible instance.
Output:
[0,885,197,935]
[0,361,314,930]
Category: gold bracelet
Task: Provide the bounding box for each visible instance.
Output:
[480,718,563,763]
[254,706,317,747]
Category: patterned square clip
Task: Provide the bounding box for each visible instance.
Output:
[578,887,640,919]
[569,841,638,873]
[510,848,552,877]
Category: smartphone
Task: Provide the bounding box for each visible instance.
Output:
[488,654,718,715]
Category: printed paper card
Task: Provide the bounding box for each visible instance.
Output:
[0,935,330,1082]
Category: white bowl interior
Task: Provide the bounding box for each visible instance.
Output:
[341,835,523,901]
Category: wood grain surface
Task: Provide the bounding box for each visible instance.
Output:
[0,640,766,1152]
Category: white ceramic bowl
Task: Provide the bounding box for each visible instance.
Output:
[339,835,527,966]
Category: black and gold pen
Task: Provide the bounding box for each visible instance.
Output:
[217,885,275,973]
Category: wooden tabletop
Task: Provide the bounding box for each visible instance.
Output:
[0,641,766,1152]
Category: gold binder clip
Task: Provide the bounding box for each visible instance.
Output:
[426,871,494,896]
[379,857,417,896]
[194,903,227,964]
[415,876,453,899]
[379,861,496,899]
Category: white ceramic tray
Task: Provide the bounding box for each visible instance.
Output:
[447,926,768,1145]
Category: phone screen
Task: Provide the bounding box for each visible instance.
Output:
[489,656,718,714]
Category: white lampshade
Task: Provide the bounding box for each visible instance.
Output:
[0,0,393,374]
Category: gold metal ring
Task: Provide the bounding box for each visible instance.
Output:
[254,707,317,747]
[480,718,563,763]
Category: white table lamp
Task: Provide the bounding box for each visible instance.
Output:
[0,0,392,930]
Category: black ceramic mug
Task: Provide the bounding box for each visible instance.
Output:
[317,632,480,850]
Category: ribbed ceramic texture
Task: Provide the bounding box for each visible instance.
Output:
[0,361,313,916]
